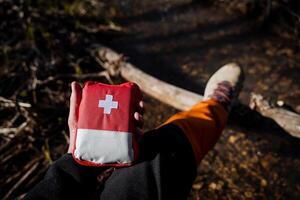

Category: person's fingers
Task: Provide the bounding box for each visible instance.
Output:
[68,82,82,127]
[67,82,82,153]
[138,101,144,115]
[134,112,144,128]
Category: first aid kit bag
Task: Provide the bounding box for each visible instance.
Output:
[72,81,142,167]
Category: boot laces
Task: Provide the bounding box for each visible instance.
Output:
[209,81,234,105]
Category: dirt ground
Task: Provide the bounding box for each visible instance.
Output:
[1,0,300,199]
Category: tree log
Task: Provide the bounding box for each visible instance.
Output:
[249,93,300,138]
[91,45,300,139]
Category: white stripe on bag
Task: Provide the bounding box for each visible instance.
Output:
[74,129,134,164]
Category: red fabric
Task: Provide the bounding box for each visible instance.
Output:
[72,81,142,167]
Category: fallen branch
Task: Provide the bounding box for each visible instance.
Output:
[0,97,31,108]
[92,45,203,111]
[250,93,300,138]
[90,45,300,139]
[0,121,29,154]
[3,158,41,199]
[0,121,28,136]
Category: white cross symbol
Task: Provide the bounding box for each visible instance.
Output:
[98,95,118,114]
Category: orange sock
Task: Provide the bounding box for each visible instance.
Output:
[163,99,228,165]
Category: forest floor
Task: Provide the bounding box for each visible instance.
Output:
[1,0,300,199]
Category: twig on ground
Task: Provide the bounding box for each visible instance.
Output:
[0,146,23,166]
[1,156,42,188]
[0,121,28,136]
[3,161,40,199]
[0,97,31,108]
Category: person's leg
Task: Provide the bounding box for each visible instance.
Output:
[163,62,244,165]
[99,63,244,200]
[163,99,228,165]
[99,124,196,200]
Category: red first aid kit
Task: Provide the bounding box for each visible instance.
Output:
[72,81,142,167]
